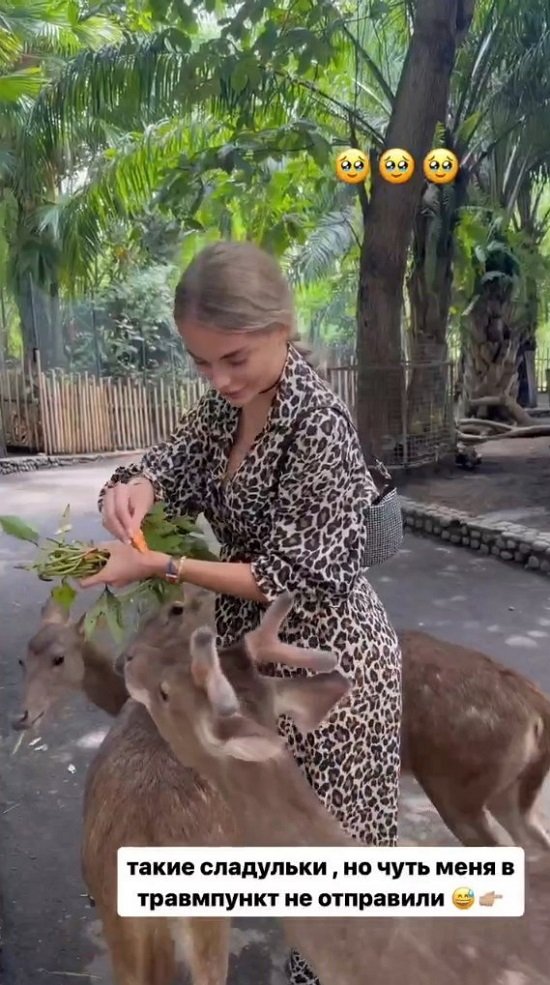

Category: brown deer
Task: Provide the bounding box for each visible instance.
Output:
[12,599,128,729]
[14,597,550,856]
[399,630,550,852]
[13,593,234,985]
[119,592,550,985]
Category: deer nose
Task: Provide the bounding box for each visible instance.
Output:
[12,710,30,731]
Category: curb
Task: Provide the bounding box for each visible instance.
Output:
[399,496,550,577]
[0,451,141,475]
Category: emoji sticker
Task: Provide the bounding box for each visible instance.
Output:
[451,886,475,910]
[479,891,503,907]
[379,149,415,184]
[423,148,459,184]
[335,148,370,184]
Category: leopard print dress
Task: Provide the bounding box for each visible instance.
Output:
[99,344,402,985]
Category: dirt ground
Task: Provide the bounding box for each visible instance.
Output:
[400,435,550,517]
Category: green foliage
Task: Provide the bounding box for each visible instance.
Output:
[0,514,40,544]
[3,0,550,380]
[63,262,187,376]
[0,501,218,643]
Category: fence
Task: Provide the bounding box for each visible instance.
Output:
[536,349,550,393]
[1,356,456,469]
[0,359,206,455]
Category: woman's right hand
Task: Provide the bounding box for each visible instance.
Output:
[101,477,155,543]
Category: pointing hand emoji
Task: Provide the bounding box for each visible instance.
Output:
[479,891,504,907]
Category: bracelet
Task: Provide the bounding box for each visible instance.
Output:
[165,556,188,584]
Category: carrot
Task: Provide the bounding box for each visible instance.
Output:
[131,529,148,554]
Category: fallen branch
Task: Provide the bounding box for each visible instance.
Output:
[458,418,513,434]
[456,424,550,444]
[468,395,536,427]
[458,424,494,436]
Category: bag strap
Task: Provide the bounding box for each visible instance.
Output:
[273,401,395,493]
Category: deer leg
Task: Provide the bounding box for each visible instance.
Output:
[176,916,230,985]
[419,778,508,847]
[488,783,550,852]
[102,912,176,985]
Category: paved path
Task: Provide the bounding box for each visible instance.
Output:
[1,461,550,984]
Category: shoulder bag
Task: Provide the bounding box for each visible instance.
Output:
[274,403,403,568]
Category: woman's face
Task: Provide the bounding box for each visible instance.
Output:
[178,321,289,406]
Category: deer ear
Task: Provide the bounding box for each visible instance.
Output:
[210,714,285,762]
[271,671,351,732]
[41,598,69,625]
[75,613,87,636]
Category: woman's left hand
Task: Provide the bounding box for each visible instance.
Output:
[79,541,158,589]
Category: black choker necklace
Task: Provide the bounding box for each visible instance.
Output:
[259,378,280,394]
[259,347,289,394]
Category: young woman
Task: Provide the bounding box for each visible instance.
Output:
[82,240,402,985]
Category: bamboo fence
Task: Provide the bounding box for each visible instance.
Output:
[1,349,549,457]
[0,356,358,455]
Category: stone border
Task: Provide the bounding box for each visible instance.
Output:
[399,496,550,576]
[3,455,550,577]
[0,451,140,475]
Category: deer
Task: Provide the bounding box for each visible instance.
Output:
[13,595,550,858]
[118,591,550,985]
[399,630,550,852]
[12,592,235,985]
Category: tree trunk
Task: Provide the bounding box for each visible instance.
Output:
[16,273,66,370]
[463,281,532,425]
[0,404,6,457]
[16,272,39,357]
[356,0,474,459]
[516,273,538,408]
[48,280,65,369]
[406,165,469,426]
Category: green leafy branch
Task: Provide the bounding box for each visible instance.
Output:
[0,502,218,644]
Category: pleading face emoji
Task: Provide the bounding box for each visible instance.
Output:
[335,149,370,184]
[379,149,415,184]
[423,148,459,184]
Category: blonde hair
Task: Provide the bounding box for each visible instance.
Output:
[173,241,326,376]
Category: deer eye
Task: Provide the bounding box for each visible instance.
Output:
[52,656,64,667]
[159,683,169,702]
[170,602,185,616]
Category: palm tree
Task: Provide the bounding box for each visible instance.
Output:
[406,0,550,422]
[0,0,121,365]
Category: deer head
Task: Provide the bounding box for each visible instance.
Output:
[12,598,89,731]
[119,591,351,770]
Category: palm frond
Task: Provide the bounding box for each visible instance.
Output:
[286,200,360,287]
[0,66,45,101]
[35,115,196,290]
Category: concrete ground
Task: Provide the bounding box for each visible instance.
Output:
[2,460,550,984]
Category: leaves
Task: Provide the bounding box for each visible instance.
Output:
[51,579,77,612]
[141,502,218,560]
[3,501,217,644]
[0,515,40,544]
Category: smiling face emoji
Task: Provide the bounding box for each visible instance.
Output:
[452,886,475,910]
[335,149,370,184]
[379,149,415,184]
[423,148,459,184]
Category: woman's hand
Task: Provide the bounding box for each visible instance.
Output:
[102,478,155,543]
[79,541,161,590]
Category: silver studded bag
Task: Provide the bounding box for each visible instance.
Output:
[275,403,403,569]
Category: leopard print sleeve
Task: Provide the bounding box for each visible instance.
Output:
[97,392,213,520]
[250,406,377,600]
